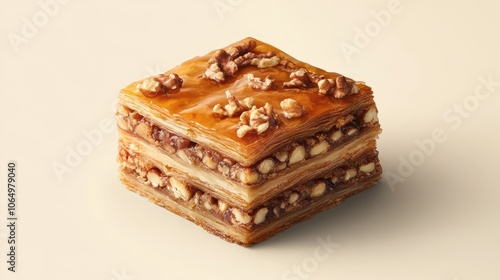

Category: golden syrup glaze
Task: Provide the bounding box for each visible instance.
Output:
[120,37,374,165]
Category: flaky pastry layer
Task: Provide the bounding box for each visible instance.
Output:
[120,163,381,246]
[119,127,380,209]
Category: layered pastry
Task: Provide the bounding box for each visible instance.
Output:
[116,38,382,246]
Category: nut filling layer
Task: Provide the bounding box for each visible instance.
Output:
[116,105,380,185]
[119,143,381,230]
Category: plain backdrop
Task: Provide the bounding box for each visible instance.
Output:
[1,0,499,279]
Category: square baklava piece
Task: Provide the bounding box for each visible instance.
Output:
[116,38,382,246]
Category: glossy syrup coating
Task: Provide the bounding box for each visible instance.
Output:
[120,37,373,164]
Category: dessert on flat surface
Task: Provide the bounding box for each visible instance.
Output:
[116,37,382,246]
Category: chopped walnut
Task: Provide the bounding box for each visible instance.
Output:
[233,52,257,67]
[224,90,245,117]
[204,40,281,83]
[246,74,276,90]
[279,65,357,98]
[212,90,253,118]
[137,78,163,97]
[137,73,183,97]
[234,51,275,67]
[280,98,306,119]
[262,103,275,121]
[307,72,323,84]
[317,78,335,95]
[204,63,225,83]
[236,103,276,138]
[205,40,257,82]
[206,50,233,82]
[250,56,280,68]
[279,59,297,70]
[239,109,250,124]
[222,60,238,78]
[226,39,256,57]
[289,68,308,80]
[156,73,183,90]
[249,107,270,133]
[236,125,253,138]
[242,97,255,109]
[333,76,352,98]
[212,103,226,117]
[351,83,359,94]
[205,49,239,82]
[283,68,314,88]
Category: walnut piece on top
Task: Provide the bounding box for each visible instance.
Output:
[204,40,281,83]
[213,90,254,118]
[333,76,352,99]
[137,73,183,98]
[237,103,276,138]
[281,66,359,99]
[246,74,276,91]
[204,40,257,82]
[280,98,306,119]
[283,68,315,88]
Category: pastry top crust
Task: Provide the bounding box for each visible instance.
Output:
[120,37,374,166]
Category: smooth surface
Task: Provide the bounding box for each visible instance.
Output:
[1,1,499,279]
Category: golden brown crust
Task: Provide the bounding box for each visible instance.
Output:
[119,37,374,165]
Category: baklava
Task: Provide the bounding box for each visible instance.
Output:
[116,38,382,246]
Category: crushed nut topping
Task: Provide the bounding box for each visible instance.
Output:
[205,50,240,82]
[204,40,281,83]
[233,51,275,67]
[204,40,257,82]
[333,76,352,99]
[156,73,183,90]
[137,78,162,97]
[226,39,257,58]
[224,90,245,117]
[143,42,362,111]
[212,103,226,117]
[204,63,225,83]
[279,59,297,70]
[237,103,276,138]
[280,66,359,98]
[280,98,306,119]
[250,55,280,68]
[283,68,315,88]
[137,73,183,97]
[242,96,255,109]
[212,90,254,118]
[246,74,276,90]
[317,78,335,95]
[236,125,253,139]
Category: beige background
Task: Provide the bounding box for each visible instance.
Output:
[1,0,499,279]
